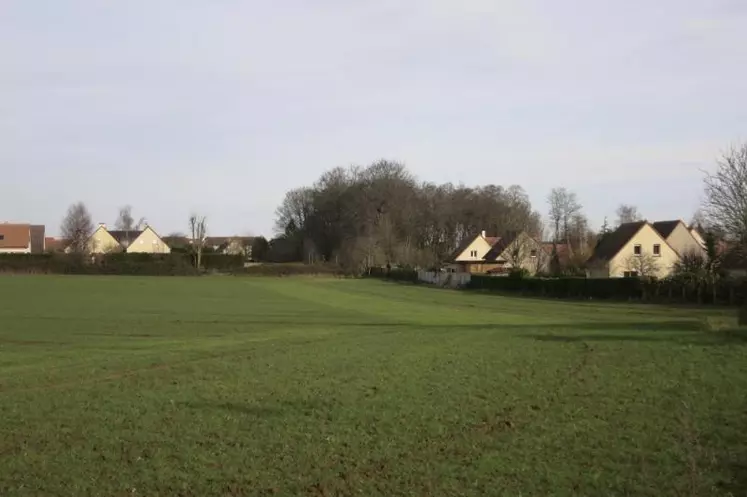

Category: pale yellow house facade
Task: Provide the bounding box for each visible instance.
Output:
[85,225,171,254]
[453,231,546,275]
[652,220,706,258]
[125,226,171,254]
[87,226,122,254]
[587,222,680,278]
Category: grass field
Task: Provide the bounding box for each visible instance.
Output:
[1,276,746,496]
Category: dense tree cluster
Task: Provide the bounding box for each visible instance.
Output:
[270,160,564,271]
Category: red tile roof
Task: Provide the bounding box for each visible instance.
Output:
[0,224,31,249]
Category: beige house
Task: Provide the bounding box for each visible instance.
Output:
[587,221,680,278]
[205,236,254,257]
[651,220,706,258]
[0,223,45,254]
[453,231,547,275]
[86,224,171,254]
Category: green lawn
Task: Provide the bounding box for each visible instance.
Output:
[1,276,746,496]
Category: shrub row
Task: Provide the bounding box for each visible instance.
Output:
[367,267,419,283]
[0,253,245,276]
[467,275,747,305]
[201,254,245,272]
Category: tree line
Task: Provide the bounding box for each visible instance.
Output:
[268,160,604,273]
[269,143,747,275]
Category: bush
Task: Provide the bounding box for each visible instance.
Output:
[367,266,419,283]
[201,254,245,272]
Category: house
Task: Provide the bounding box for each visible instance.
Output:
[205,236,254,258]
[651,220,706,258]
[87,224,171,254]
[453,230,546,274]
[689,226,707,250]
[586,221,680,278]
[44,237,67,253]
[0,223,45,254]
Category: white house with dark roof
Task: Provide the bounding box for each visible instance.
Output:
[84,224,171,254]
[586,220,706,278]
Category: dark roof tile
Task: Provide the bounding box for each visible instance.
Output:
[587,221,647,264]
[651,220,682,239]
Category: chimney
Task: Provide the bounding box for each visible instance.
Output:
[481,230,486,238]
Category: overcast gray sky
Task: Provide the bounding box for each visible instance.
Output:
[2,0,745,237]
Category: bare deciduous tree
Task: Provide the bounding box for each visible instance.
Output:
[61,202,94,254]
[703,143,747,242]
[501,232,544,275]
[116,206,147,231]
[623,252,659,278]
[616,204,642,226]
[702,143,747,323]
[547,187,582,243]
[189,214,208,269]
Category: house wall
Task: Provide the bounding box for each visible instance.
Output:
[454,236,493,262]
[666,223,706,258]
[609,224,679,278]
[126,228,171,254]
[501,233,547,275]
[458,262,503,274]
[587,265,610,278]
[0,247,30,254]
[88,228,122,254]
[690,229,706,249]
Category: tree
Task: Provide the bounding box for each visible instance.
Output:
[189,214,207,269]
[702,143,747,323]
[623,252,659,278]
[251,236,270,262]
[115,205,146,231]
[61,202,94,254]
[547,187,582,243]
[703,143,747,242]
[616,204,642,226]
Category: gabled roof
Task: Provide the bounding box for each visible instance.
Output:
[452,233,496,260]
[542,242,571,261]
[45,237,67,252]
[0,223,31,249]
[651,220,682,239]
[587,221,648,264]
[205,236,254,247]
[484,232,520,261]
[107,230,144,246]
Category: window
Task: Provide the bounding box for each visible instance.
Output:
[633,244,642,256]
[530,249,538,258]
[653,244,661,256]
[0,235,4,240]
[624,271,639,278]
[470,250,478,257]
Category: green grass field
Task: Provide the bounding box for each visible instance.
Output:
[1,276,746,496]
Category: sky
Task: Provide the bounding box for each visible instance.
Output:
[2,0,746,237]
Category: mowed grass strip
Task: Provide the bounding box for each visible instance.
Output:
[0,276,746,496]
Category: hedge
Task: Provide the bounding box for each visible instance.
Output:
[467,275,747,305]
[367,267,419,283]
[201,254,245,272]
[0,253,197,276]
